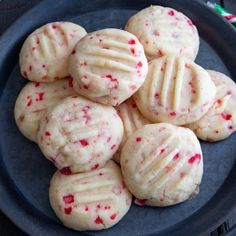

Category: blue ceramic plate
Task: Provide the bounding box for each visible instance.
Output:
[0,0,236,235]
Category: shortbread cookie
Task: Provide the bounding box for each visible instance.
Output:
[113,98,150,163]
[125,6,199,61]
[186,70,236,141]
[134,54,216,125]
[49,161,132,231]
[120,123,203,206]
[14,78,75,142]
[69,28,148,106]
[20,22,86,82]
[38,95,124,173]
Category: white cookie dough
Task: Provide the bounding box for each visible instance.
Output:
[49,160,132,231]
[69,28,148,106]
[125,5,199,60]
[134,54,216,125]
[20,22,86,82]
[120,123,203,206]
[14,78,75,142]
[113,97,151,163]
[186,70,236,141]
[38,95,124,173]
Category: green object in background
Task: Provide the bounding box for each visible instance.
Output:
[207,1,236,28]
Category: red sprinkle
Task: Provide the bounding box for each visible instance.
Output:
[80,139,89,146]
[32,47,36,51]
[160,149,165,154]
[136,137,142,142]
[104,206,111,210]
[42,64,46,68]
[85,206,89,211]
[185,63,190,69]
[52,24,57,29]
[130,48,135,54]
[34,82,40,87]
[187,19,193,26]
[110,214,117,220]
[228,126,233,130]
[128,39,136,45]
[45,131,51,136]
[168,10,175,16]
[68,76,73,87]
[135,198,146,206]
[137,61,143,67]
[23,71,28,78]
[83,85,89,89]
[157,49,164,57]
[92,164,99,170]
[29,65,32,71]
[27,99,32,107]
[173,153,179,160]
[188,153,201,164]
[216,99,222,105]
[63,195,74,204]
[64,207,72,215]
[37,92,44,101]
[221,112,232,121]
[170,112,176,116]
[99,172,103,176]
[110,144,116,150]
[71,49,76,55]
[36,38,40,44]
[94,216,103,224]
[155,93,159,98]
[60,167,72,175]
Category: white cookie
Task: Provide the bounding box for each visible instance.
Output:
[125,6,199,60]
[20,22,86,82]
[38,95,124,173]
[186,70,236,141]
[134,54,216,125]
[113,97,151,163]
[120,123,203,206]
[69,28,148,106]
[14,78,75,142]
[49,160,132,231]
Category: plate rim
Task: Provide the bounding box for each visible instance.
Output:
[0,0,236,235]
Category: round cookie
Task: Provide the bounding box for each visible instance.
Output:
[38,95,124,173]
[120,123,203,207]
[125,6,199,61]
[14,78,75,142]
[49,160,132,231]
[69,28,148,106]
[20,22,87,82]
[134,54,216,125]
[113,97,151,163]
[186,70,236,141]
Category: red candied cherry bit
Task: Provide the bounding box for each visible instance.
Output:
[29,65,32,71]
[91,164,99,170]
[168,10,175,16]
[23,71,28,78]
[94,216,103,224]
[63,194,74,204]
[216,99,222,105]
[173,153,179,160]
[110,214,117,220]
[68,76,73,87]
[228,126,233,130]
[128,39,136,45]
[187,19,193,26]
[34,82,40,87]
[71,49,76,55]
[110,144,116,150]
[38,92,44,101]
[85,206,89,211]
[188,153,201,164]
[135,198,146,206]
[136,137,142,142]
[137,61,143,67]
[27,99,32,107]
[170,112,176,116]
[64,207,72,215]
[45,131,51,136]
[221,112,232,120]
[60,167,72,175]
[130,48,135,54]
[80,139,89,146]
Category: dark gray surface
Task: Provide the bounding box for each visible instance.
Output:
[0,0,236,236]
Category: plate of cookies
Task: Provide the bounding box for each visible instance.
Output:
[0,0,236,235]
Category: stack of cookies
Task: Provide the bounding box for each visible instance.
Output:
[14,5,236,232]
